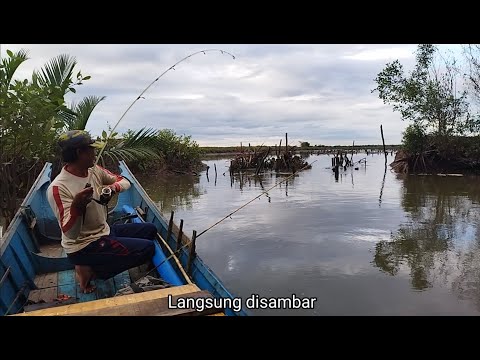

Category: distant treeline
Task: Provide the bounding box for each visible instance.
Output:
[201,144,401,154]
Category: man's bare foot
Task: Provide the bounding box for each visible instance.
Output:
[75,265,96,294]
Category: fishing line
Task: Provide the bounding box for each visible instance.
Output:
[196,160,317,238]
[136,160,317,282]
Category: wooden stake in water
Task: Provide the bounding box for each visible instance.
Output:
[351,140,355,164]
[166,210,174,243]
[187,230,197,275]
[176,219,184,251]
[380,124,387,165]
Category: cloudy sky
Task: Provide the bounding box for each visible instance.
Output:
[1,44,462,146]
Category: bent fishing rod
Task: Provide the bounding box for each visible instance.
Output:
[85,48,236,192]
[136,160,318,283]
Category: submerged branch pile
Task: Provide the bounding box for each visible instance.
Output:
[229,134,311,174]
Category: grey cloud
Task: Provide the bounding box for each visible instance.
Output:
[3,43,445,145]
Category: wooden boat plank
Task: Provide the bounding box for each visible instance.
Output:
[57,283,76,301]
[113,270,131,292]
[76,283,97,302]
[17,225,39,254]
[58,269,75,285]
[15,284,200,316]
[41,273,57,289]
[65,290,222,316]
[24,298,77,312]
[10,238,36,284]
[28,289,41,303]
[33,274,46,288]
[95,278,116,299]
[58,268,98,302]
[33,272,58,289]
[128,263,149,283]
[27,287,57,304]
[40,243,63,257]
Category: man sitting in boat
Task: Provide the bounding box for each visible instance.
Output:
[46,130,156,294]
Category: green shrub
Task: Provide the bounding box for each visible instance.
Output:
[402,124,427,154]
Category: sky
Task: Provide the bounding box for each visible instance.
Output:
[1,44,463,146]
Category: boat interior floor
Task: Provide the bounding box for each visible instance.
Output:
[21,242,225,316]
[24,242,150,312]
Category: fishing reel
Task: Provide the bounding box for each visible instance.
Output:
[84,182,115,205]
[82,183,115,224]
[93,186,115,206]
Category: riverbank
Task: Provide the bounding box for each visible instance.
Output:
[390,136,480,175]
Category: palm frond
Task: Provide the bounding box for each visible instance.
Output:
[101,147,160,163]
[1,49,29,89]
[99,128,160,163]
[103,150,121,164]
[57,107,78,130]
[121,127,161,149]
[35,54,77,92]
[71,95,106,130]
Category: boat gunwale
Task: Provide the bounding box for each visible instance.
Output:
[1,162,52,257]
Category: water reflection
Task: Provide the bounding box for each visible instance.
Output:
[299,152,312,160]
[229,171,298,198]
[373,174,480,308]
[378,165,387,207]
[134,173,202,213]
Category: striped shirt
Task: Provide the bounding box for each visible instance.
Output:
[47,165,131,254]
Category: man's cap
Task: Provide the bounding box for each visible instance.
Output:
[58,130,104,150]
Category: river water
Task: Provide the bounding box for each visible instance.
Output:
[135,153,480,316]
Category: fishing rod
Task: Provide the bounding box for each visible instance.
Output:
[135,160,317,283]
[85,48,236,192]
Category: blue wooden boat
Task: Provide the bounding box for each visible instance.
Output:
[0,161,248,316]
